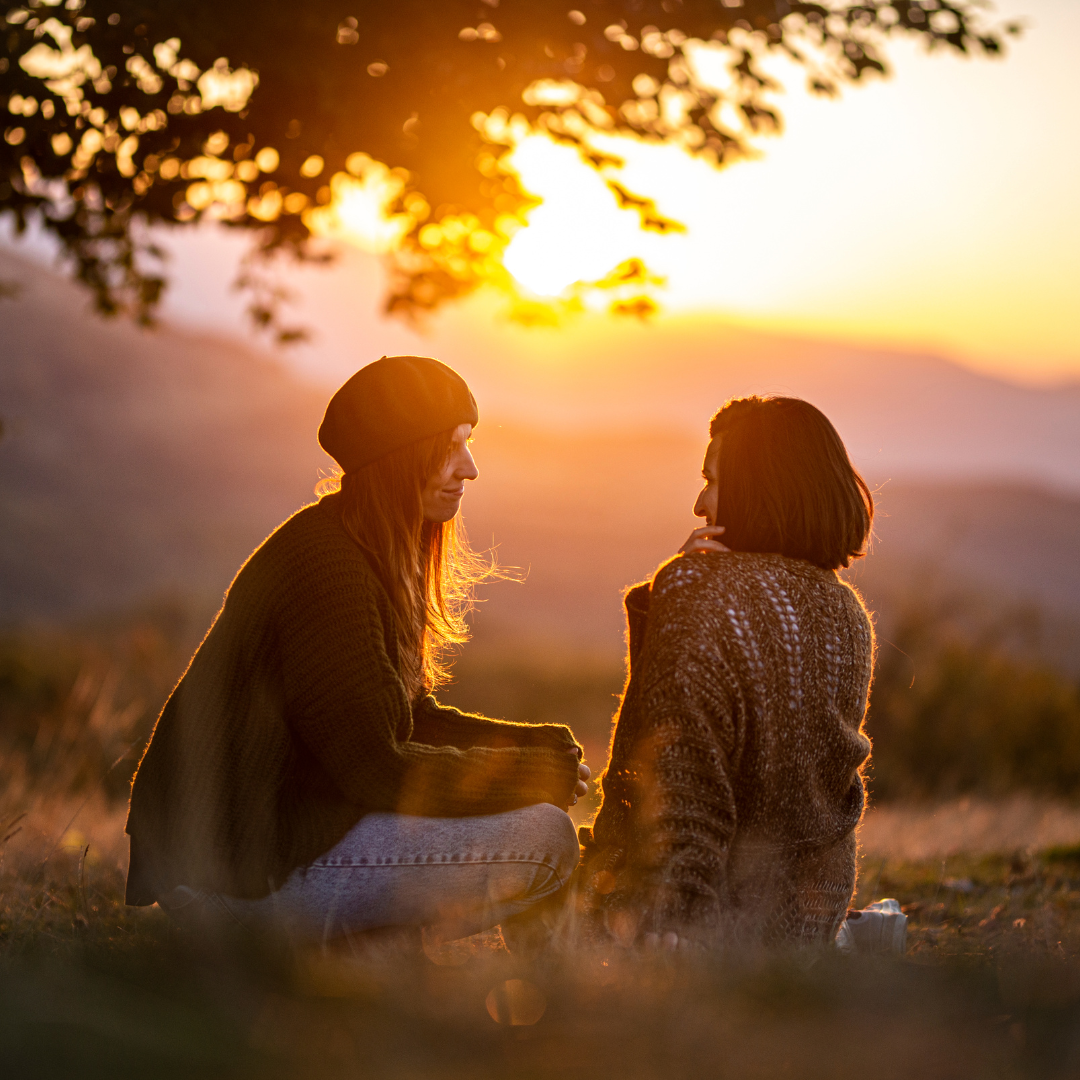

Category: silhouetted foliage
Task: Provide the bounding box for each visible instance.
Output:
[1,1,1016,333]
[868,598,1080,800]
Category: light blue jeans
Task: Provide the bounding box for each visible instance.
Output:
[162,802,580,943]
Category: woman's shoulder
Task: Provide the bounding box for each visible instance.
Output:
[647,553,872,660]
[652,550,814,590]
[253,495,351,553]
[645,553,751,628]
[651,551,852,609]
[232,496,377,594]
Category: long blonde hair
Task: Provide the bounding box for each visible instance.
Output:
[316,428,489,699]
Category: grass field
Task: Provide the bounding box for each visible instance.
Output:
[5,615,1080,1077]
[4,795,1080,1079]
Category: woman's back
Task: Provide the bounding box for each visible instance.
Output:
[587,551,874,947]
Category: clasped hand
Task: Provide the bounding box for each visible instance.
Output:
[566,749,590,806]
[643,931,684,951]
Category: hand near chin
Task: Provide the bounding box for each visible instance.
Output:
[680,525,729,556]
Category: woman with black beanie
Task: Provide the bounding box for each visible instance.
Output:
[125,355,587,941]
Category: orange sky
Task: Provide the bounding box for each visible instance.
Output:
[320,0,1077,384]
[495,0,1080,383]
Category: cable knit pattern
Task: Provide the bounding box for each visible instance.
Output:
[582,552,874,947]
[125,492,580,904]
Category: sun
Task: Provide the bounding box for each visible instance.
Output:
[501,135,655,299]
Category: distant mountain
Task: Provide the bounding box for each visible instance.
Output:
[457,426,1080,655]
[0,249,331,619]
[442,315,1080,491]
[163,242,1080,489]
[2,249,1079,663]
[848,480,1080,616]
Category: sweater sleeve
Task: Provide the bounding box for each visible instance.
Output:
[623,581,652,673]
[580,581,651,855]
[624,559,742,935]
[276,545,578,818]
[410,695,582,757]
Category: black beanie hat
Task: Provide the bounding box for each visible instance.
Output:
[318,355,478,472]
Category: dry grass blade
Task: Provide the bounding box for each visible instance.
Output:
[34,743,140,881]
[2,813,27,845]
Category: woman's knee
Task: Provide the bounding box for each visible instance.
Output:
[515,802,580,884]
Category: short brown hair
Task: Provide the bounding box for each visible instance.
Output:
[708,396,873,570]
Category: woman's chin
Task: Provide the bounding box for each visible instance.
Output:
[424,499,463,523]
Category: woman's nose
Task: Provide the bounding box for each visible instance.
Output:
[457,449,479,481]
[693,490,708,518]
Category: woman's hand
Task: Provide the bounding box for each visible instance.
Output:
[680,525,729,556]
[568,751,591,805]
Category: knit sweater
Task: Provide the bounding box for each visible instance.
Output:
[125,493,581,904]
[581,552,874,947]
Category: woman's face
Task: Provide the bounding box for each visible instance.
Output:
[693,436,722,525]
[422,423,478,522]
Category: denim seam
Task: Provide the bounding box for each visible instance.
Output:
[307,855,563,870]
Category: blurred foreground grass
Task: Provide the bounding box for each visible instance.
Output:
[4,797,1080,1078]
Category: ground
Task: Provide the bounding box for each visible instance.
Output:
[3,799,1080,1078]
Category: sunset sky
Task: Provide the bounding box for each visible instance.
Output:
[5,0,1077,385]
[493,0,1080,381]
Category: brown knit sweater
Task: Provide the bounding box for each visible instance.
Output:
[125,493,580,904]
[581,552,874,947]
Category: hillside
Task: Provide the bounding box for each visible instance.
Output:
[0,250,331,619]
[459,428,1080,649]
[2,248,1079,657]
[303,282,1080,490]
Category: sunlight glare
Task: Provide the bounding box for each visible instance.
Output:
[304,0,1079,378]
[502,136,652,298]
[304,159,415,253]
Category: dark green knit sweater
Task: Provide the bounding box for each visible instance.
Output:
[125,493,581,903]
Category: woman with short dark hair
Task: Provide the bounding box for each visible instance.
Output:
[581,395,875,950]
[126,355,587,941]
